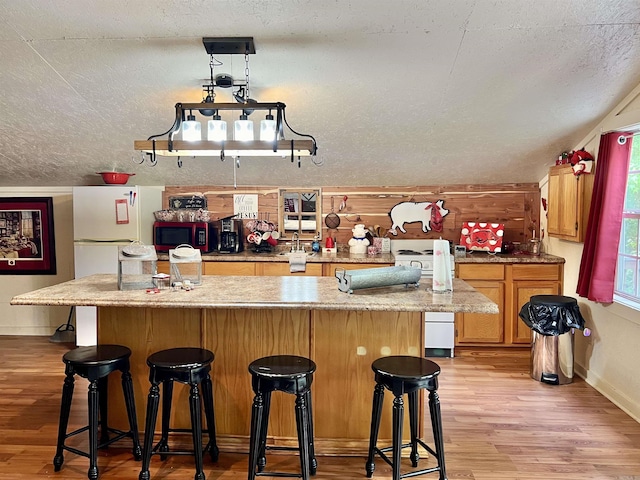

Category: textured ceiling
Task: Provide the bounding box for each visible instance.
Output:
[1,0,640,188]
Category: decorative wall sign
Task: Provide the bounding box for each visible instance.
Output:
[460,222,504,253]
[388,200,450,235]
[169,195,207,209]
[234,194,258,220]
[0,197,56,274]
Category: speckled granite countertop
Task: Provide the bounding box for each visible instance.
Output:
[158,250,396,264]
[11,274,498,314]
[454,253,564,264]
[156,250,563,264]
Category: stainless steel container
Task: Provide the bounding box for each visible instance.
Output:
[530,330,575,385]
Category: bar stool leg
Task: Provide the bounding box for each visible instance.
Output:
[158,380,173,460]
[391,395,404,480]
[428,390,447,480]
[257,390,272,472]
[98,376,109,445]
[247,392,264,480]
[201,375,219,462]
[53,370,75,471]
[88,380,100,480]
[295,393,311,480]
[121,370,142,460]
[408,390,420,467]
[138,383,160,480]
[365,383,385,478]
[188,383,205,480]
[304,390,317,475]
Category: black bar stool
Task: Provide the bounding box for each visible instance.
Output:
[365,356,447,480]
[247,355,317,480]
[53,344,142,480]
[138,347,219,480]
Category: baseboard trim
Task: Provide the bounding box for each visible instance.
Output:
[0,327,59,336]
[575,362,640,423]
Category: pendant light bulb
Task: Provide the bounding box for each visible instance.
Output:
[207,113,227,142]
[260,113,277,141]
[182,112,201,141]
[234,113,254,141]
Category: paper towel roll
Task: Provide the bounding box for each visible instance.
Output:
[289,253,307,273]
[432,239,453,293]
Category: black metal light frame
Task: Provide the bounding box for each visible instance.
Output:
[133,37,317,166]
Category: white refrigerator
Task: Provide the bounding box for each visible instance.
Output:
[73,185,164,345]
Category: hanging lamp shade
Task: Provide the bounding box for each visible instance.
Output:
[260,114,277,141]
[182,113,201,141]
[234,113,254,141]
[207,113,227,141]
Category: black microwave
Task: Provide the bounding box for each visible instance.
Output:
[153,221,218,252]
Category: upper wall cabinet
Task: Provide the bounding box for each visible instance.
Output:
[278,188,322,240]
[547,164,594,242]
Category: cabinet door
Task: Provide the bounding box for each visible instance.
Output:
[511,281,560,344]
[455,280,504,343]
[157,261,170,275]
[548,164,593,242]
[548,164,579,239]
[257,262,323,276]
[548,169,561,235]
[322,263,393,277]
[559,171,580,237]
[204,262,256,276]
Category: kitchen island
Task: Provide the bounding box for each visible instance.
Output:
[12,274,497,455]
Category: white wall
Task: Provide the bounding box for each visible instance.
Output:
[540,84,640,422]
[0,187,74,335]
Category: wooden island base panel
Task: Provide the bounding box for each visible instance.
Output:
[11,274,497,456]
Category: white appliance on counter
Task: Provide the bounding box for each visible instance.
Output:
[73,185,164,345]
[391,239,456,358]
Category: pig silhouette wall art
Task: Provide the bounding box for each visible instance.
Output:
[388,200,450,235]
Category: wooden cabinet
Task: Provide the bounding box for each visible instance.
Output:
[160,259,392,278]
[322,262,393,277]
[548,164,594,242]
[456,265,505,344]
[160,260,257,276]
[508,264,562,344]
[455,262,563,346]
[204,262,256,276]
[256,262,323,276]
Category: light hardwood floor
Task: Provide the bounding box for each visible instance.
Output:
[1,336,639,479]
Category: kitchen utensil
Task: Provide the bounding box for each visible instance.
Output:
[96,172,135,185]
[339,195,348,211]
[325,196,340,229]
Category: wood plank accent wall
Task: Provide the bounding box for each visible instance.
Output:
[163,184,540,246]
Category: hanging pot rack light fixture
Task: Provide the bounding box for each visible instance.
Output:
[133,37,318,167]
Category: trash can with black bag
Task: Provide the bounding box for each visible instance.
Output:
[519,295,587,385]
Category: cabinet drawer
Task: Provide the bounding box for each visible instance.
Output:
[512,264,560,281]
[457,264,504,280]
[204,262,256,276]
[259,262,323,276]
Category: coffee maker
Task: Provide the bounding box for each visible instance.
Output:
[217,216,244,253]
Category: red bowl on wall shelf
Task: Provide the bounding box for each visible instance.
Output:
[96,172,135,185]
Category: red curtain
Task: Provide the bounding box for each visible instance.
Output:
[576,132,632,302]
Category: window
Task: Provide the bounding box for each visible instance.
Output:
[615,138,640,308]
